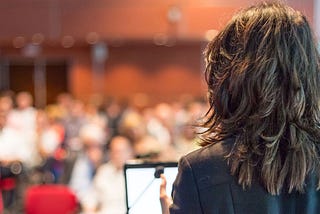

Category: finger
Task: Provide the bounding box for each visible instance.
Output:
[159,174,171,214]
[160,174,167,198]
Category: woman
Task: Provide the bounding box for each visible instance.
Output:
[161,2,320,214]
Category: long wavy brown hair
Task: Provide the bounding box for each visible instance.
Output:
[200,2,320,195]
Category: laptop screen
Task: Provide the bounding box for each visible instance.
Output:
[124,161,178,214]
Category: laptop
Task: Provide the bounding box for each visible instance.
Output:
[124,161,178,214]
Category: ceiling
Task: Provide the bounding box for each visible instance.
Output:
[0,0,315,48]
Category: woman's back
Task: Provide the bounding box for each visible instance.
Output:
[170,138,320,214]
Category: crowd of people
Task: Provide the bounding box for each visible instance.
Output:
[0,90,205,213]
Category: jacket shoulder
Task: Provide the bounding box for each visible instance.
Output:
[180,139,234,187]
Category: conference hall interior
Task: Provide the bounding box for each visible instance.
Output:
[0,0,318,213]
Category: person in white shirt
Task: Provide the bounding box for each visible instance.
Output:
[6,91,39,167]
[68,123,106,211]
[86,136,134,214]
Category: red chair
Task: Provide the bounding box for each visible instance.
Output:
[0,177,16,212]
[0,191,3,213]
[24,185,78,214]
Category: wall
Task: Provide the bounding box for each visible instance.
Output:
[71,42,207,105]
[1,42,207,105]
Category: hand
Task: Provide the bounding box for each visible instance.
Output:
[160,174,173,214]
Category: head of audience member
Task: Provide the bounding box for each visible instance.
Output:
[56,93,74,113]
[104,98,123,119]
[45,104,64,123]
[80,123,107,167]
[108,136,134,170]
[119,111,147,142]
[16,91,33,110]
[201,2,320,195]
[0,91,14,114]
[154,103,174,128]
[70,99,86,118]
[36,110,49,130]
[0,111,7,130]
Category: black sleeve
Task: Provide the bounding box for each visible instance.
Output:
[170,156,203,214]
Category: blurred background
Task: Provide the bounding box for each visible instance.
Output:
[0,0,318,106]
[0,0,318,213]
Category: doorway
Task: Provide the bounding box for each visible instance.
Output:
[2,58,69,108]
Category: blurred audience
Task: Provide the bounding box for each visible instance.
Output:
[68,123,106,208]
[6,91,39,168]
[35,107,66,183]
[84,136,134,214]
[0,90,205,212]
[62,99,87,151]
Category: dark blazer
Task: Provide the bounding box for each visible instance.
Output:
[170,138,320,214]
